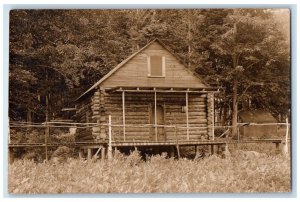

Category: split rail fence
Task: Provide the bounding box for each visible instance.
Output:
[8,116,290,161]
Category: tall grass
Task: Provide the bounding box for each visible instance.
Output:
[8,148,290,194]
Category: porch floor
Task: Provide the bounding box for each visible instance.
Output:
[110,140,226,147]
[8,139,282,148]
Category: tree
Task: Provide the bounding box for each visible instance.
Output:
[202,9,290,136]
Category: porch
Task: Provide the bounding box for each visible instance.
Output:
[94,86,219,142]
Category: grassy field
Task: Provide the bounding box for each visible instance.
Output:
[8,144,291,194]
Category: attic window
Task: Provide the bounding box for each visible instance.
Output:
[147,56,165,77]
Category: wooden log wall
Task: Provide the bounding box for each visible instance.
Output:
[165,93,207,141]
[74,94,94,142]
[75,91,211,143]
[206,93,214,140]
[105,92,150,141]
[99,88,107,140]
[91,89,103,141]
[103,92,209,142]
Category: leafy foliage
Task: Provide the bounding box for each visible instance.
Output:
[9,9,290,124]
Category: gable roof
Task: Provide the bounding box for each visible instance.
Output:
[76,38,209,101]
[238,110,277,123]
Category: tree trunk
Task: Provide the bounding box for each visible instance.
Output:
[231,78,238,138]
[46,94,49,123]
[26,108,32,130]
[221,105,227,127]
[217,101,224,126]
[45,93,50,161]
[187,10,192,68]
[231,49,239,138]
[27,108,32,123]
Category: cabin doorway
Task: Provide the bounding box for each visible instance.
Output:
[150,105,166,141]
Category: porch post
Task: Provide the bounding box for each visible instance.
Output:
[154,89,157,141]
[212,93,215,141]
[122,91,126,141]
[186,91,189,140]
[108,115,112,160]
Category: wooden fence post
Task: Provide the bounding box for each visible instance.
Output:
[87,148,92,160]
[194,146,200,159]
[108,115,113,160]
[122,91,126,141]
[154,90,157,142]
[223,144,229,159]
[45,123,49,161]
[170,146,175,158]
[237,124,240,143]
[79,148,84,159]
[101,147,106,160]
[283,118,289,156]
[237,124,240,150]
[9,147,14,164]
[212,93,215,141]
[174,125,180,158]
[210,144,214,155]
[275,142,280,154]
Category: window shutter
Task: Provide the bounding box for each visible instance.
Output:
[162,56,166,77]
[147,56,151,76]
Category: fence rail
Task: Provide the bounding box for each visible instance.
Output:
[9,122,290,130]
[8,119,290,161]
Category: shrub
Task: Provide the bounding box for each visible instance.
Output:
[51,146,73,163]
[10,127,76,162]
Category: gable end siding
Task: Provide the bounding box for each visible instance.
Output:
[101,42,206,88]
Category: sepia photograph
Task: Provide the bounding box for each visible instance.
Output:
[7,8,291,194]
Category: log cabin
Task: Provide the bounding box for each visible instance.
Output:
[74,39,221,158]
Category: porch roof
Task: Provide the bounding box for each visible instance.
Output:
[105,86,221,93]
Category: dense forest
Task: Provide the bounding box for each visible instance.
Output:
[9,9,290,136]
